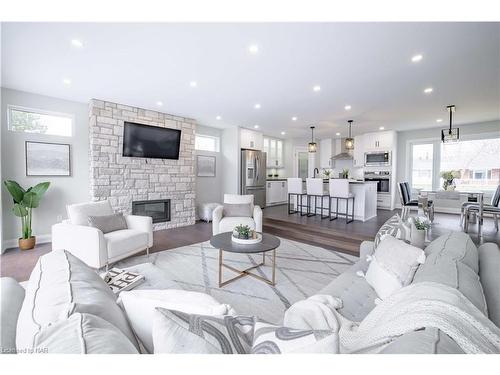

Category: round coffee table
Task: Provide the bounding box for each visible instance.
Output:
[210,232,281,287]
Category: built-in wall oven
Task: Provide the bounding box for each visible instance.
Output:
[365,151,391,167]
[364,171,391,194]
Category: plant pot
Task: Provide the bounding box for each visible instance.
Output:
[410,226,426,249]
[19,236,36,250]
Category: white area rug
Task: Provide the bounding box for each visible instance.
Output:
[115,237,358,324]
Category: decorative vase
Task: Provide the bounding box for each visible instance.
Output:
[19,236,36,250]
[410,226,426,249]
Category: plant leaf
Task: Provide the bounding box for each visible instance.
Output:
[12,203,28,217]
[30,182,50,197]
[22,191,41,208]
[4,180,25,203]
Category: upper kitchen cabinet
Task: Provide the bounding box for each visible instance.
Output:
[364,130,396,151]
[320,138,334,169]
[353,135,365,167]
[263,136,284,168]
[241,128,263,150]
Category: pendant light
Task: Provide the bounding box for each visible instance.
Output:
[308,126,317,153]
[345,120,354,151]
[441,105,459,143]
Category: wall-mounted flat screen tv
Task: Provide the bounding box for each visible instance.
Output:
[123,121,181,159]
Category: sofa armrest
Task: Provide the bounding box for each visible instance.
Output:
[212,205,224,235]
[253,205,263,233]
[125,215,153,247]
[51,223,107,269]
[359,240,375,260]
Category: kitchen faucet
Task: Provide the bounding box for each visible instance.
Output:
[313,168,319,178]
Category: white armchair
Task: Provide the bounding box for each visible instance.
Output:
[212,194,263,235]
[51,200,153,269]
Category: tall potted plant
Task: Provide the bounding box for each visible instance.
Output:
[3,180,50,250]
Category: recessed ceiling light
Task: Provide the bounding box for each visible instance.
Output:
[63,78,71,85]
[189,81,197,88]
[436,118,443,123]
[156,101,163,106]
[254,125,259,129]
[292,116,297,121]
[254,103,261,109]
[379,126,385,130]
[248,44,259,54]
[344,105,352,111]
[424,87,433,94]
[313,85,321,92]
[336,132,341,136]
[411,54,423,63]
[281,131,286,135]
[71,39,84,48]
[216,115,222,120]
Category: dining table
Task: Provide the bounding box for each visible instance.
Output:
[418,189,485,241]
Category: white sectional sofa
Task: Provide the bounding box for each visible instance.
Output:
[1,232,499,354]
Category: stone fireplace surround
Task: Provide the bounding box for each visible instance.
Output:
[89,99,196,230]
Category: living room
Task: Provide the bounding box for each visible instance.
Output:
[1,0,500,367]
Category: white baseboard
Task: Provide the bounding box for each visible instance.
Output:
[2,233,52,252]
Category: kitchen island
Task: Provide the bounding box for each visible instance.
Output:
[292,179,378,222]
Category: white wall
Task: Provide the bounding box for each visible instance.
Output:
[195,125,223,210]
[1,88,89,250]
[221,127,240,195]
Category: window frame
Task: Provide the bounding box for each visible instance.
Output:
[7,104,75,137]
[194,133,220,152]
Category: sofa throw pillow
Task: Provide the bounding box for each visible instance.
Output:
[67,200,114,226]
[34,313,139,354]
[119,289,236,354]
[223,203,252,217]
[364,236,426,299]
[152,308,254,354]
[252,322,336,354]
[88,213,128,233]
[374,214,410,248]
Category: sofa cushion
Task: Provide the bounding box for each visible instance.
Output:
[380,327,464,354]
[88,212,128,234]
[218,216,256,234]
[67,200,114,226]
[34,313,139,354]
[1,277,25,354]
[478,242,500,327]
[119,289,236,354]
[412,232,487,314]
[16,250,138,351]
[152,308,254,354]
[104,229,148,259]
[373,214,410,249]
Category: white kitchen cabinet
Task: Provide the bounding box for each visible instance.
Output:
[241,128,263,150]
[263,136,284,168]
[266,180,287,206]
[376,193,392,209]
[364,131,396,151]
[353,135,365,167]
[320,138,333,169]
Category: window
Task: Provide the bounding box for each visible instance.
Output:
[8,106,73,137]
[410,143,434,190]
[195,134,220,152]
[440,138,500,192]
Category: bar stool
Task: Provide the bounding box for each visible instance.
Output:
[305,178,329,218]
[287,178,306,215]
[328,179,354,223]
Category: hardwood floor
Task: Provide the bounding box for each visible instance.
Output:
[2,206,498,282]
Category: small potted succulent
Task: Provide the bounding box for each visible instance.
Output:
[233,224,252,240]
[440,170,460,191]
[410,217,431,249]
[323,169,332,179]
[341,168,349,179]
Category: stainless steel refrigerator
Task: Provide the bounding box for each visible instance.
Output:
[241,149,267,207]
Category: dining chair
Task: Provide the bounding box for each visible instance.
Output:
[463,185,500,233]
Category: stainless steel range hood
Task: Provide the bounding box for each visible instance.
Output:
[331,138,353,160]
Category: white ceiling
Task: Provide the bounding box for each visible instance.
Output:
[2,22,499,139]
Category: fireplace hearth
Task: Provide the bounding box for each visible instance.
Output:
[132,199,171,223]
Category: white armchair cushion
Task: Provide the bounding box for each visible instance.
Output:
[125,215,153,247]
[104,229,149,260]
[67,200,113,226]
[218,217,256,234]
[223,194,254,212]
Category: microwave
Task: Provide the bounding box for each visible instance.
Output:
[365,151,391,166]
